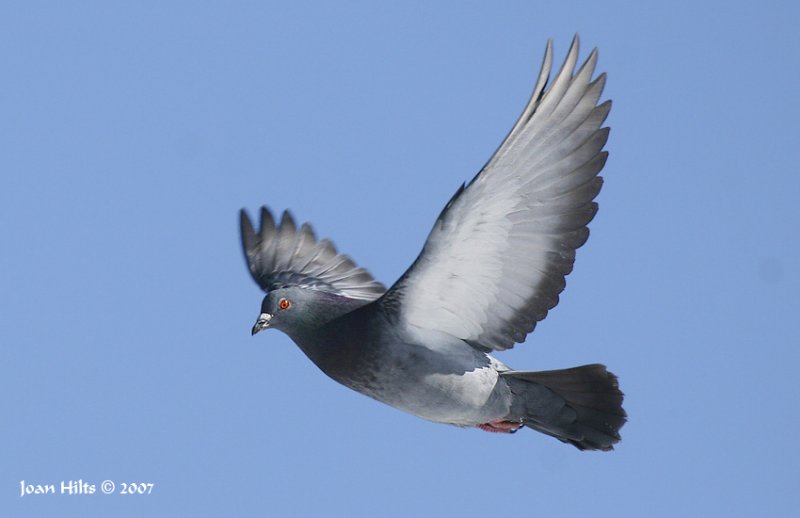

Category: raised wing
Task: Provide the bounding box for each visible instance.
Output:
[380,35,610,351]
[240,208,386,301]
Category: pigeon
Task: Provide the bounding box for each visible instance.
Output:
[241,35,626,451]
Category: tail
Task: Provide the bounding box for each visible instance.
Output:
[501,364,626,451]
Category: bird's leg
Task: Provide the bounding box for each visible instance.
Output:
[477,420,523,433]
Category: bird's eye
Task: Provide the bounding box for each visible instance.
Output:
[278,298,291,310]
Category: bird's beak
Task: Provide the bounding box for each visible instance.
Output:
[251,313,272,336]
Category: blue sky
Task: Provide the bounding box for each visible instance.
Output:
[2,1,798,516]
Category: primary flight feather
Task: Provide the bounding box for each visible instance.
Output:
[241,35,626,450]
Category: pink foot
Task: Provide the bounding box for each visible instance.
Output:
[477,419,523,434]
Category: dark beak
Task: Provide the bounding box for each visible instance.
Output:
[251,313,272,336]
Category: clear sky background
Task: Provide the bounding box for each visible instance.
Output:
[2,1,798,517]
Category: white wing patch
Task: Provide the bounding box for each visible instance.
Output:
[405,183,520,339]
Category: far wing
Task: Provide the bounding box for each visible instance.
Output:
[380,36,610,351]
[241,207,386,301]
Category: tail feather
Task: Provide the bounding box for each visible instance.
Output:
[502,364,626,451]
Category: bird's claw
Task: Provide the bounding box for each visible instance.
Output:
[477,420,523,433]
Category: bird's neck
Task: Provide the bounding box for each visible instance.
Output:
[287,294,372,378]
[285,293,368,343]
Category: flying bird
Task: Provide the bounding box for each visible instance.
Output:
[241,35,626,450]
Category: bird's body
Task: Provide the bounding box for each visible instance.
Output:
[295,298,512,426]
[241,36,627,450]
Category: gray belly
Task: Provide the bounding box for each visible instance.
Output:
[336,334,513,426]
[300,310,514,426]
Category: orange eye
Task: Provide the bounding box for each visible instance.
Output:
[278,298,291,310]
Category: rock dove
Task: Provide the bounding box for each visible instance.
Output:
[241,35,626,451]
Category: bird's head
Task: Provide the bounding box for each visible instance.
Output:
[251,286,309,336]
[250,286,364,338]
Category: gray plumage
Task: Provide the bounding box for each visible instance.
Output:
[241,35,626,451]
[241,208,386,301]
